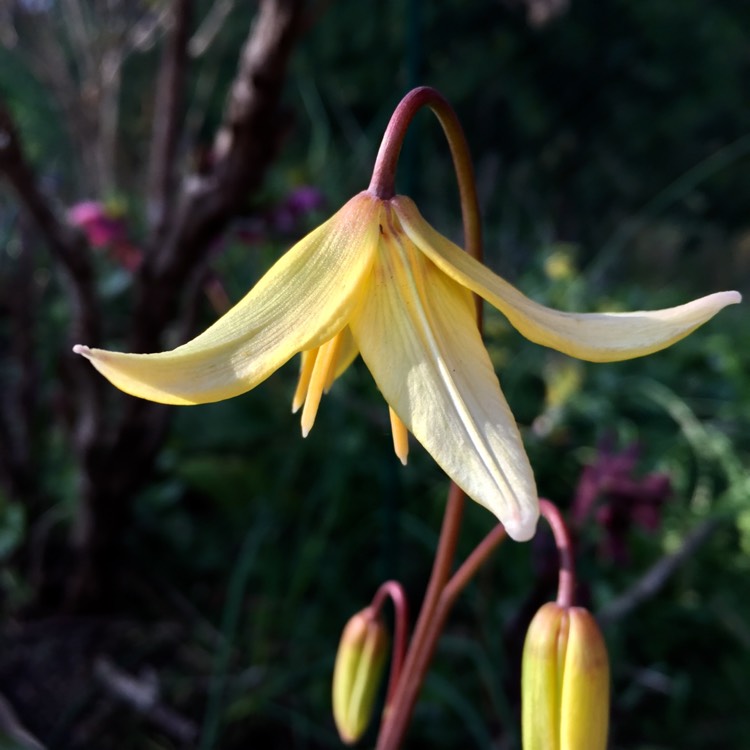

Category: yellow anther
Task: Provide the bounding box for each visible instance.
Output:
[292,348,319,414]
[300,337,340,436]
[389,406,409,465]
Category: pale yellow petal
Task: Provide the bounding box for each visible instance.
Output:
[393,196,741,363]
[74,193,381,405]
[350,216,539,542]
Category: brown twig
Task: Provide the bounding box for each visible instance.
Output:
[147,0,193,241]
[598,517,720,625]
[15,4,108,194]
[0,102,103,463]
[0,214,37,503]
[94,657,198,745]
[0,105,99,346]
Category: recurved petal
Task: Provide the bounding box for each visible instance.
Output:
[394,196,741,363]
[350,220,539,542]
[74,193,382,405]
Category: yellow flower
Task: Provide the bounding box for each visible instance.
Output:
[74,191,740,541]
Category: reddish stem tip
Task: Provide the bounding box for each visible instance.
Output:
[539,498,577,609]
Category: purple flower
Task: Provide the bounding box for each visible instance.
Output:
[67,201,141,271]
[270,185,326,233]
[572,440,672,562]
[67,201,127,248]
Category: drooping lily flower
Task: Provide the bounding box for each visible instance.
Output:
[73,191,740,541]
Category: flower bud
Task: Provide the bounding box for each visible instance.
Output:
[522,602,609,750]
[332,609,389,744]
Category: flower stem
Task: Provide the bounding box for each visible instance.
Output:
[539,498,576,609]
[377,483,464,748]
[443,523,507,604]
[369,580,410,706]
[372,87,485,750]
[376,508,508,749]
[368,86,483,280]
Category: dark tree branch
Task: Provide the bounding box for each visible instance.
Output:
[0,104,104,458]
[0,103,115,610]
[130,0,304,353]
[66,0,305,610]
[0,215,37,503]
[0,105,98,347]
[147,0,193,242]
[0,0,306,612]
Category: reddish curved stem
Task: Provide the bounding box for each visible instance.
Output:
[539,498,576,608]
[376,517,508,749]
[368,86,483,289]
[370,580,410,705]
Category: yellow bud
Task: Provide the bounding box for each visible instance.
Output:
[332,610,389,745]
[522,602,610,750]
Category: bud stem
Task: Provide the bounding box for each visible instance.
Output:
[369,581,410,706]
[376,493,508,749]
[539,498,577,609]
[376,483,465,748]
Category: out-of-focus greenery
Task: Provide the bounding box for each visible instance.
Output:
[0,1,748,748]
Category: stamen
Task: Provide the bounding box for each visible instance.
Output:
[323,331,344,393]
[300,337,339,437]
[389,406,409,465]
[292,348,319,414]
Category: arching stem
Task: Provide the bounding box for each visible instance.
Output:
[372,86,486,750]
[539,498,576,609]
[368,86,483,316]
[369,580,410,705]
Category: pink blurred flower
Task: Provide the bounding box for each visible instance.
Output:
[270,185,326,233]
[67,201,127,248]
[67,201,142,271]
[572,440,672,563]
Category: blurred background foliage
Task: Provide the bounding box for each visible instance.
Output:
[0,0,748,748]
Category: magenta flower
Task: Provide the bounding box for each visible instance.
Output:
[271,185,326,233]
[67,201,127,248]
[67,201,142,271]
[572,441,672,562]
